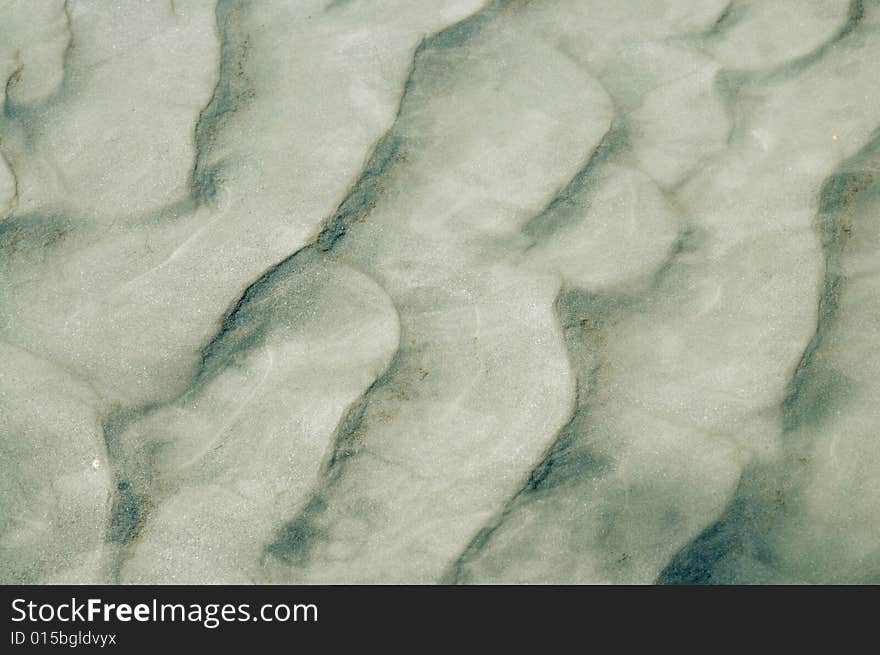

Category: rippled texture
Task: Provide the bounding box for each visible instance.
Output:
[1,0,879,584]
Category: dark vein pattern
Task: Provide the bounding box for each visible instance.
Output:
[1,0,879,584]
